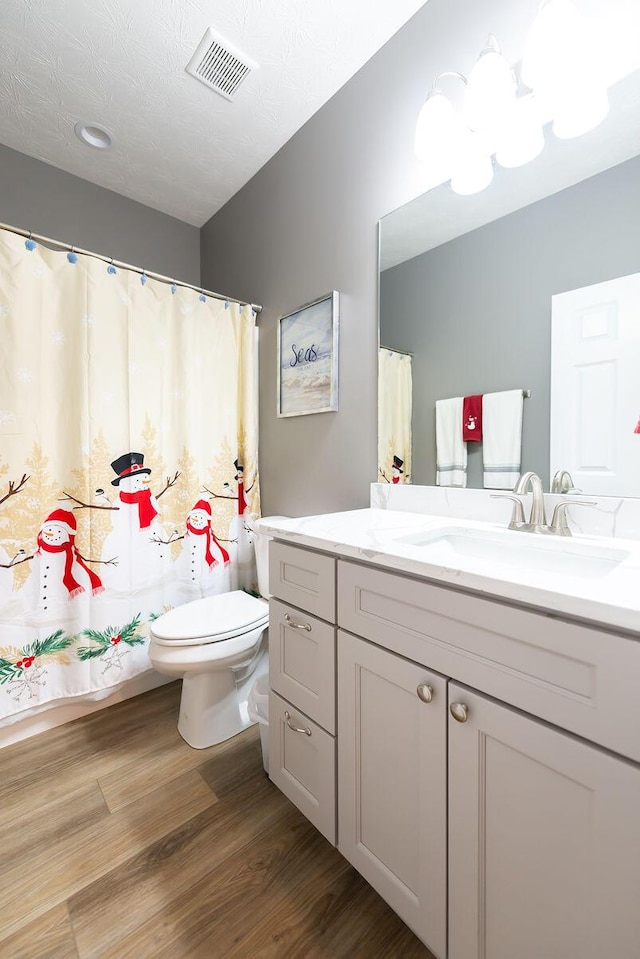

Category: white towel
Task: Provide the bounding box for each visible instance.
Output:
[482,390,524,489]
[436,397,467,487]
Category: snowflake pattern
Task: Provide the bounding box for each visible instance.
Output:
[15,367,35,383]
[117,290,133,308]
[0,304,9,318]
[84,313,96,326]
[31,262,45,278]
[100,642,130,675]
[51,331,66,346]
[0,410,17,427]
[7,663,47,701]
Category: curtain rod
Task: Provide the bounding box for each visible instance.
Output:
[0,221,263,317]
[381,345,414,357]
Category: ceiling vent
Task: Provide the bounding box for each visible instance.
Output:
[186,28,257,101]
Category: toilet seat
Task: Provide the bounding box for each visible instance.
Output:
[150,590,268,647]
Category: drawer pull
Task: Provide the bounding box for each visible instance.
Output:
[417,684,433,703]
[284,710,312,736]
[284,613,312,632]
[450,702,469,723]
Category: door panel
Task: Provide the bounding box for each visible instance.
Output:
[449,684,640,959]
[338,630,447,959]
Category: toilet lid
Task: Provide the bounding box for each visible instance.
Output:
[150,591,268,644]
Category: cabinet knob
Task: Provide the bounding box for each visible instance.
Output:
[416,684,433,703]
[450,702,468,723]
[284,612,312,632]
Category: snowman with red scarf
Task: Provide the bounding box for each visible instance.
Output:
[173,499,231,602]
[100,452,170,594]
[22,508,104,617]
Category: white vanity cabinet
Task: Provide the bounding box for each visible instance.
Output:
[266,538,640,957]
[448,684,640,959]
[337,630,447,959]
[267,542,337,844]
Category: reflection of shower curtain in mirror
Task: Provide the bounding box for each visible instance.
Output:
[378,348,412,483]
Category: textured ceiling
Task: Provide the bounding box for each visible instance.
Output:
[0,0,427,226]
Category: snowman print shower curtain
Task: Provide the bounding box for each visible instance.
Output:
[0,227,260,723]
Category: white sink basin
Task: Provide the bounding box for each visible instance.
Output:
[395,527,630,579]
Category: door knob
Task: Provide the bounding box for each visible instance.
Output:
[417,684,433,703]
[450,702,468,723]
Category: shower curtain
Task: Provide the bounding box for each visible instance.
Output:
[0,227,259,723]
[378,347,412,483]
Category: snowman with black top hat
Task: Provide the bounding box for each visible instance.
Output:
[98,452,175,597]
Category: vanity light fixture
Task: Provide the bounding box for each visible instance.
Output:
[415,0,609,193]
[465,35,517,135]
[74,122,114,150]
[415,72,494,196]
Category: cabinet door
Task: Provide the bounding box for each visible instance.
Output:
[338,631,447,959]
[448,684,640,959]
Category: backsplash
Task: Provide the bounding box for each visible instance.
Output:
[371,484,640,541]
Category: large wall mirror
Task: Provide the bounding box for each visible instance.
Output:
[378,68,640,496]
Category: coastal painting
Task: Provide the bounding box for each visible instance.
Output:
[277,292,339,417]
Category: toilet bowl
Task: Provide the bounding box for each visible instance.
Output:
[149,516,286,749]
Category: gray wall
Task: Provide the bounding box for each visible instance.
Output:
[0,144,200,284]
[380,154,640,488]
[201,0,539,517]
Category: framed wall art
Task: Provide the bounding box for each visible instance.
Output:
[277,290,339,417]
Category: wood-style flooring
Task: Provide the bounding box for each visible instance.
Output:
[0,682,433,958]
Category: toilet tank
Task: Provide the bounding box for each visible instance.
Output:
[253,516,289,598]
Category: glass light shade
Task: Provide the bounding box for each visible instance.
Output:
[414,90,458,163]
[552,84,609,138]
[495,96,545,168]
[522,0,587,91]
[450,133,494,195]
[465,45,517,133]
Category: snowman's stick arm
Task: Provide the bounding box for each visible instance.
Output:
[379,470,391,483]
[246,475,257,493]
[156,471,181,500]
[76,553,118,566]
[202,485,236,501]
[61,492,117,511]
[150,533,184,545]
[0,552,33,568]
[0,473,30,506]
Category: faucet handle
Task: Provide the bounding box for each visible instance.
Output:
[491,494,527,530]
[549,499,597,536]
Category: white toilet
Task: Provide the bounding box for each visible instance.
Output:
[149,517,285,749]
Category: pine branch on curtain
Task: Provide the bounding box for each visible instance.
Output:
[0,227,260,724]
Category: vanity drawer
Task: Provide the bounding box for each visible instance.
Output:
[338,560,640,763]
[269,541,335,622]
[269,599,336,734]
[268,691,336,845]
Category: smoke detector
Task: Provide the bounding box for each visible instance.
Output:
[186,28,257,101]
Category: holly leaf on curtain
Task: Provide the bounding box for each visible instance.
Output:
[76,614,145,661]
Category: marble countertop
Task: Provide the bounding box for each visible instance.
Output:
[259,509,640,636]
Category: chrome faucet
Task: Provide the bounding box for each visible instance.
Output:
[513,471,548,531]
[551,469,579,494]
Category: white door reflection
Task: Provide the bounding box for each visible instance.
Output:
[550,272,640,496]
